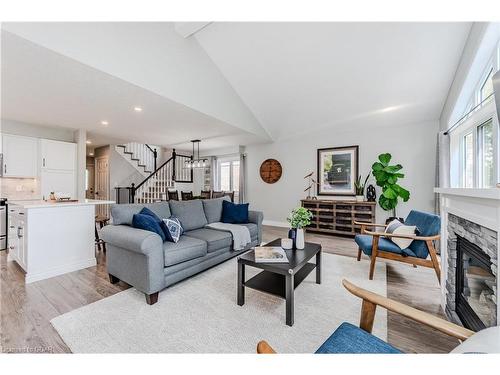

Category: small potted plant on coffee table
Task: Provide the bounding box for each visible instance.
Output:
[287,207,313,250]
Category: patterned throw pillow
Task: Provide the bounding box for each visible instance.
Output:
[384,219,417,249]
[163,216,183,243]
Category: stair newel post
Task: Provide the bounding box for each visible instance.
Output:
[172,149,177,182]
[130,183,136,203]
[153,148,157,172]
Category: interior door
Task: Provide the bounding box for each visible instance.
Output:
[86,164,95,199]
[95,156,109,218]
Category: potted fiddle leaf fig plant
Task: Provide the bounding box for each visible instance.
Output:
[287,207,313,250]
[354,174,370,202]
[371,153,410,222]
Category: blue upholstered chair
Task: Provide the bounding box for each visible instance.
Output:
[257,279,474,354]
[354,210,441,282]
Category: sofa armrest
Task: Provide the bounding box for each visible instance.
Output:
[248,210,263,226]
[101,225,163,255]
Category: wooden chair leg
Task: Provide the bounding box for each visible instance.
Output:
[357,248,362,261]
[426,240,441,283]
[145,292,159,305]
[109,274,120,284]
[369,236,379,280]
[359,299,377,333]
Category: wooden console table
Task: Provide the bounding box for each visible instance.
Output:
[301,199,376,237]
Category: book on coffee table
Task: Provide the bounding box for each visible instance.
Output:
[254,246,289,263]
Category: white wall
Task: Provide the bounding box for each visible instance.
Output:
[245,120,439,226]
[1,118,75,141]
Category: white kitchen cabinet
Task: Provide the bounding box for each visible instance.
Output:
[41,169,76,199]
[40,139,77,199]
[1,134,38,177]
[7,206,27,271]
[40,139,76,171]
[6,200,113,283]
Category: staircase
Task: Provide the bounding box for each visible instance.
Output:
[115,148,194,204]
[115,143,159,176]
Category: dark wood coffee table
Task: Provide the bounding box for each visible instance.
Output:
[237,239,322,326]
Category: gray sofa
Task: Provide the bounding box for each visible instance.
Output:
[101,197,263,304]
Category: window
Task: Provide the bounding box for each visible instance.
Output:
[450,39,499,189]
[463,132,474,188]
[216,158,240,200]
[478,119,495,188]
[85,169,89,191]
[479,68,494,104]
[456,117,499,189]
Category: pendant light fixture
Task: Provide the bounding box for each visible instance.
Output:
[184,139,208,169]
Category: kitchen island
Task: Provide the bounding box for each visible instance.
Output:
[7,199,114,283]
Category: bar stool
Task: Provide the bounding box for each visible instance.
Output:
[95,215,109,253]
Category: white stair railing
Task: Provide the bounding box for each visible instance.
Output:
[120,142,159,174]
[133,156,174,204]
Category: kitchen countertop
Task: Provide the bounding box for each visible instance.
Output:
[8,199,115,209]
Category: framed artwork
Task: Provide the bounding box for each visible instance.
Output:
[317,145,359,196]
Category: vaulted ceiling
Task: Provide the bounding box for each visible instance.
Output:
[195,22,472,140]
[1,22,472,149]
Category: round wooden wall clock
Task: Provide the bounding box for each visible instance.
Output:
[260,159,282,184]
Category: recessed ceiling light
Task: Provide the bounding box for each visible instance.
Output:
[134,106,143,112]
[86,140,92,144]
[89,152,94,156]
[101,120,109,126]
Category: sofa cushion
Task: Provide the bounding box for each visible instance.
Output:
[111,202,171,226]
[184,228,232,253]
[132,213,166,242]
[169,200,208,231]
[221,200,249,224]
[202,197,230,224]
[163,236,207,267]
[240,223,258,241]
[315,322,402,354]
[355,234,417,257]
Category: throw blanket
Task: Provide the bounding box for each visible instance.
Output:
[205,222,251,251]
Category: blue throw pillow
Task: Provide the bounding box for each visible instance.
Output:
[221,200,249,224]
[138,207,168,242]
[162,216,183,243]
[132,213,166,241]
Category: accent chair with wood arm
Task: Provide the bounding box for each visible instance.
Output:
[354,210,441,282]
[257,279,476,354]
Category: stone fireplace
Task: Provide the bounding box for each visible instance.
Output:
[446,214,497,330]
[435,188,500,332]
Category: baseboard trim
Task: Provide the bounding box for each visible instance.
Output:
[262,220,289,228]
[25,258,97,284]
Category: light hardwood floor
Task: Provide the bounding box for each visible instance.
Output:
[1,226,459,353]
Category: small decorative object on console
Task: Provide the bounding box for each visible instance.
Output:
[366,184,376,202]
[354,174,370,202]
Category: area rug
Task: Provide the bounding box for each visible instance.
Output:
[51,253,387,353]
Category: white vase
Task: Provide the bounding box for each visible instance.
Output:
[296,228,305,249]
[356,195,364,202]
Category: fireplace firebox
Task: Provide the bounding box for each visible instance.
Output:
[455,235,497,331]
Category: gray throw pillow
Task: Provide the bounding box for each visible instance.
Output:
[202,196,230,224]
[169,200,208,231]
